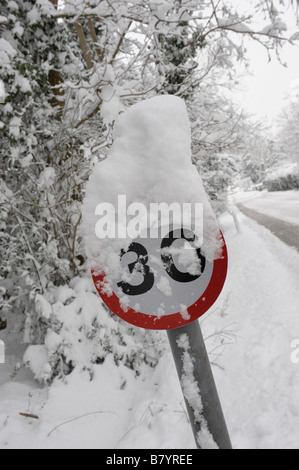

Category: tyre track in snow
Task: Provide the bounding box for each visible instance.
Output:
[236,204,299,252]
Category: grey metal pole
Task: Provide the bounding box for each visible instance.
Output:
[167,320,232,450]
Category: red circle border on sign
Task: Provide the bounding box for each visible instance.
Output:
[91,232,228,330]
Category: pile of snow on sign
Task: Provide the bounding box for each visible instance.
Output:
[83,95,222,297]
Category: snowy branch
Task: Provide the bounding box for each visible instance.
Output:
[0,15,8,25]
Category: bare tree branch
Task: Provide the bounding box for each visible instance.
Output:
[88,18,104,62]
[74,20,94,69]
[110,20,133,65]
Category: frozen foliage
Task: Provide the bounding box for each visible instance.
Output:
[265,171,299,192]
[24,345,51,383]
[1,0,298,384]
[275,87,299,164]
[22,277,165,383]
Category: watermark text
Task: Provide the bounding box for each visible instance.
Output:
[290,339,299,364]
[95,195,203,244]
[0,340,5,364]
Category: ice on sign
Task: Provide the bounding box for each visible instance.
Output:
[83,96,227,330]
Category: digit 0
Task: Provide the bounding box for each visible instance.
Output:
[161,229,206,283]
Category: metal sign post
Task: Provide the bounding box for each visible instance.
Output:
[167,320,232,449]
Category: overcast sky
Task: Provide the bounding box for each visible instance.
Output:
[231,3,299,131]
[235,41,299,127]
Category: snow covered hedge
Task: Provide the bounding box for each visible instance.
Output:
[265,173,299,192]
[264,163,299,191]
[1,0,297,384]
[23,277,165,383]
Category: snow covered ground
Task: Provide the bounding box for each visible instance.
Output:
[1,206,299,449]
[230,190,299,226]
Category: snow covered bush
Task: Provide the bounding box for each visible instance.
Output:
[23,277,165,384]
[1,0,298,384]
[265,172,299,191]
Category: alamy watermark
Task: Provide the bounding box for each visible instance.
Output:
[0,340,4,364]
[0,79,5,104]
[290,339,299,365]
[94,195,203,244]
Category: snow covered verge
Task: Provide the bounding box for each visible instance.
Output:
[1,209,299,449]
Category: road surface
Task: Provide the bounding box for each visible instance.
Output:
[237,203,299,252]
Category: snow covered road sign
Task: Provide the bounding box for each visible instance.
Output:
[84,95,232,449]
[91,229,227,330]
[84,95,228,330]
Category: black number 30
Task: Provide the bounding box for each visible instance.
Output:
[117,230,206,296]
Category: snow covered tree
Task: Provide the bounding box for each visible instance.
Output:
[276,86,299,166]
[188,77,243,212]
[1,0,299,382]
[236,120,271,185]
[0,0,72,332]
[263,87,299,190]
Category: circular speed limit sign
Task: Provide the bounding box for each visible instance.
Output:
[91,228,228,330]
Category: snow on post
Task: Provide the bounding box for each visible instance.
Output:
[176,332,219,449]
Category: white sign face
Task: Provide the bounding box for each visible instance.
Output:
[112,228,213,318]
[92,227,228,330]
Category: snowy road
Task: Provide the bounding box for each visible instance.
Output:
[231,191,299,226]
[230,191,299,252]
[237,204,299,252]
